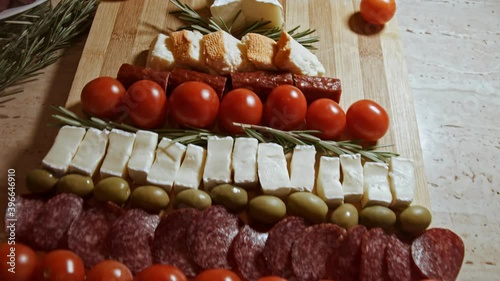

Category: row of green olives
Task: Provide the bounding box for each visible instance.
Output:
[359,205,432,234]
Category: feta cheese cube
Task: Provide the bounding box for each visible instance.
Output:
[389,157,416,208]
[203,136,234,190]
[146,33,175,71]
[147,138,187,192]
[289,145,316,192]
[316,156,343,207]
[42,126,86,176]
[174,144,206,191]
[361,162,392,208]
[232,137,259,187]
[127,130,158,184]
[68,128,109,177]
[340,154,364,203]
[257,143,291,197]
[100,129,136,179]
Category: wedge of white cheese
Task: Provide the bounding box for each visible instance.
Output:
[210,0,247,33]
[174,144,206,192]
[100,129,136,179]
[316,156,343,207]
[232,137,259,187]
[361,162,393,208]
[389,157,416,208]
[257,143,291,197]
[289,145,316,192]
[127,130,158,184]
[42,126,86,176]
[340,154,364,203]
[68,128,109,177]
[147,138,187,192]
[146,33,175,71]
[203,136,234,190]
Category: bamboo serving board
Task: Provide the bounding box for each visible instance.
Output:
[66,0,430,208]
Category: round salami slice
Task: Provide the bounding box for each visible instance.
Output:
[67,203,123,269]
[4,195,45,246]
[153,208,200,278]
[359,228,390,281]
[291,224,346,281]
[262,216,308,278]
[232,225,269,281]
[411,228,464,281]
[330,224,367,281]
[189,206,240,270]
[108,208,160,275]
[31,193,83,251]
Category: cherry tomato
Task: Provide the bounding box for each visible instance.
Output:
[257,277,287,281]
[194,269,241,281]
[169,81,220,128]
[263,85,307,131]
[345,99,389,141]
[135,265,187,281]
[360,0,396,25]
[124,80,167,129]
[39,250,85,281]
[0,243,38,281]
[81,76,126,119]
[218,88,263,134]
[306,99,346,140]
[86,260,133,281]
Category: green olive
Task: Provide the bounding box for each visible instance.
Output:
[249,195,287,224]
[130,185,170,213]
[360,205,396,229]
[330,203,359,229]
[56,174,94,197]
[174,189,212,210]
[287,192,328,224]
[93,177,130,205]
[26,169,58,194]
[398,205,432,234]
[210,184,248,212]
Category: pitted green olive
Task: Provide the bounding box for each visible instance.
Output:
[210,184,248,212]
[287,192,328,224]
[174,189,212,210]
[26,169,58,194]
[130,185,170,213]
[56,174,94,197]
[93,177,130,205]
[330,203,359,229]
[398,205,432,234]
[360,205,396,229]
[249,195,287,225]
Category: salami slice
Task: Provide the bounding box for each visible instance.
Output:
[291,224,345,281]
[108,209,160,275]
[4,195,45,246]
[262,216,307,278]
[168,68,227,98]
[31,193,83,251]
[189,206,240,270]
[411,228,465,281]
[153,208,200,278]
[231,225,269,281]
[292,74,342,104]
[230,71,293,101]
[330,225,367,281]
[67,203,123,269]
[360,228,390,281]
[117,63,170,91]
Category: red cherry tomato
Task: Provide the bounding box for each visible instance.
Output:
[0,243,38,281]
[360,0,396,25]
[124,80,167,129]
[169,81,220,129]
[39,250,85,281]
[194,269,241,281]
[345,99,389,141]
[306,98,346,140]
[86,260,133,281]
[264,85,307,131]
[257,277,288,281]
[135,265,187,281]
[81,76,126,119]
[218,88,263,134]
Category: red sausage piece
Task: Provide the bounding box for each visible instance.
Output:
[330,224,367,281]
[230,71,293,101]
[359,228,390,281]
[168,68,227,99]
[117,63,170,91]
[4,195,45,247]
[293,74,342,104]
[232,225,269,281]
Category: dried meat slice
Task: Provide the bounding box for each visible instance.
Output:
[168,68,227,98]
[360,228,390,281]
[231,225,269,281]
[230,71,293,101]
[4,195,45,246]
[117,63,170,92]
[330,225,367,281]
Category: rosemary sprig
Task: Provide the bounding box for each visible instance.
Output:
[51,106,398,162]
[169,0,319,49]
[0,0,98,98]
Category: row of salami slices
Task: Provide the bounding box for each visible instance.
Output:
[8,192,464,281]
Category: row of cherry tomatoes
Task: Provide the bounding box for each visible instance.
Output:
[81,77,390,141]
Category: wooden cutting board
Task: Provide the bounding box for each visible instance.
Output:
[66,0,430,208]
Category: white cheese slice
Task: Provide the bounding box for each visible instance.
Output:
[316,156,343,207]
[232,137,259,187]
[389,157,416,208]
[210,0,247,33]
[100,129,136,179]
[174,144,206,192]
[147,138,187,192]
[340,154,364,203]
[257,143,291,197]
[203,136,234,190]
[241,0,284,29]
[146,33,175,71]
[127,130,158,184]
[361,162,393,208]
[42,126,86,176]
[69,128,109,177]
[289,145,316,192]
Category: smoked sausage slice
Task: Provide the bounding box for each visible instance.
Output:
[359,228,390,281]
[4,195,45,247]
[330,224,367,281]
[231,225,269,281]
[117,63,170,91]
[293,74,342,104]
[230,71,293,101]
[168,68,227,99]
